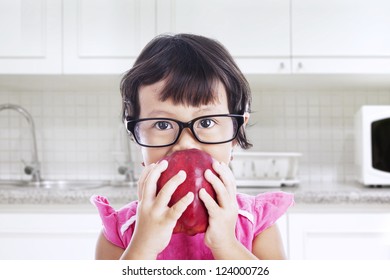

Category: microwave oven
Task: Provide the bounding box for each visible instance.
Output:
[354,105,390,186]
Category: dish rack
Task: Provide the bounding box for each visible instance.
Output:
[230,152,302,187]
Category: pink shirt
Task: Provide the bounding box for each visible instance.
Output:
[90,191,294,260]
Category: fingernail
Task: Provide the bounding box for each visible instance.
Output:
[212,162,220,171]
[199,188,207,195]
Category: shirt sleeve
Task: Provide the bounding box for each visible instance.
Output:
[251,192,294,236]
[90,195,137,249]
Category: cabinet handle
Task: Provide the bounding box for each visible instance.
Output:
[279,62,285,69]
[297,62,303,69]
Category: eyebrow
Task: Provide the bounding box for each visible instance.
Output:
[195,106,219,113]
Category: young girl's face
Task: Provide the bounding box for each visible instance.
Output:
[138,79,246,165]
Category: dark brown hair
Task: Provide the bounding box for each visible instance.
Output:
[120,33,252,149]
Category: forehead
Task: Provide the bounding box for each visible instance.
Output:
[138,80,229,118]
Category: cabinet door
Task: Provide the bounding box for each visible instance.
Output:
[0,0,62,74]
[157,0,291,74]
[292,0,390,73]
[288,213,390,260]
[0,213,102,260]
[63,0,156,74]
[277,214,289,258]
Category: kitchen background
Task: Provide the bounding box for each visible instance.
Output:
[0,0,390,187]
[2,0,390,186]
[1,0,390,261]
[1,80,390,184]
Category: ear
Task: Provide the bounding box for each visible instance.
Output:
[243,112,250,127]
[232,112,250,147]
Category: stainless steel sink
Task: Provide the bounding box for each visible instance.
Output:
[0,180,136,190]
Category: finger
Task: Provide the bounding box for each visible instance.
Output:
[198,188,219,217]
[204,168,230,208]
[155,170,187,208]
[137,163,155,200]
[213,161,237,199]
[168,192,194,221]
[142,160,168,202]
[215,162,239,211]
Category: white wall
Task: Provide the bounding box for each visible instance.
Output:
[248,89,390,183]
[0,89,142,181]
[1,87,390,184]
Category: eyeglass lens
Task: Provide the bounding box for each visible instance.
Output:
[133,116,238,146]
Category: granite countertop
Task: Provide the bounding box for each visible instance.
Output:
[1,181,390,206]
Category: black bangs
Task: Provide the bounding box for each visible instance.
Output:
[157,38,220,107]
[158,67,220,107]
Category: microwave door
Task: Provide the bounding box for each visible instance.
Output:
[371,118,390,172]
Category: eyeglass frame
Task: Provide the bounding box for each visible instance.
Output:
[125,114,245,148]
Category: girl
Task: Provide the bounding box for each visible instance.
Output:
[91,33,294,260]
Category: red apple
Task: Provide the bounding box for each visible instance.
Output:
[156,149,217,235]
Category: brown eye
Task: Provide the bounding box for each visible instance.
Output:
[198,118,215,128]
[154,121,172,130]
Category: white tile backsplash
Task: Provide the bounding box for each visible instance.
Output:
[0,90,140,181]
[247,89,390,184]
[1,87,390,185]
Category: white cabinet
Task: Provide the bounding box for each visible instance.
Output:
[2,0,390,75]
[0,0,155,74]
[0,0,62,74]
[2,206,390,260]
[291,0,390,73]
[158,0,390,74]
[63,0,156,74]
[157,0,291,74]
[277,214,289,257]
[0,211,101,260]
[288,212,390,259]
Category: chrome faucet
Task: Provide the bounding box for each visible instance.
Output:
[118,164,135,182]
[0,104,42,182]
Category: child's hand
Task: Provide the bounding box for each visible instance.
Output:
[125,160,194,259]
[200,161,239,253]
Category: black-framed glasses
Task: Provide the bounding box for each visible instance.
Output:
[125,114,244,147]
